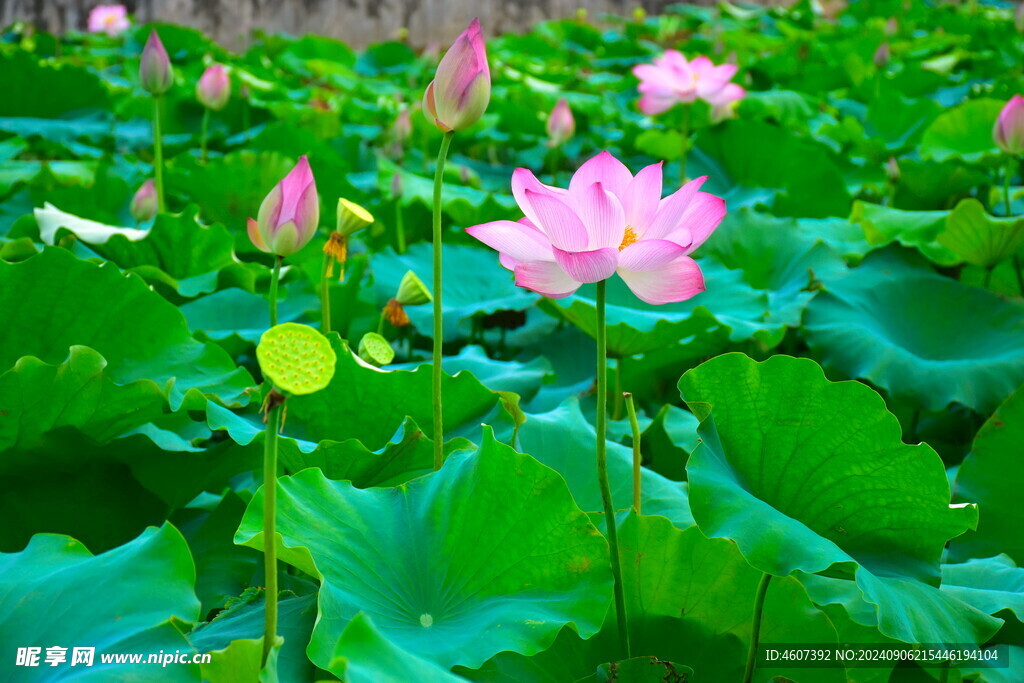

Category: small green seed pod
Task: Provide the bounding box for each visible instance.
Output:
[257,322,337,394]
[395,270,432,306]
[358,332,396,367]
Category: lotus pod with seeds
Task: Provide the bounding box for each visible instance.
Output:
[358,332,395,367]
[257,323,337,395]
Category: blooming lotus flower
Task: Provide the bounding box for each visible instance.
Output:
[633,51,745,118]
[547,98,575,146]
[196,64,230,110]
[423,19,490,132]
[88,5,129,36]
[247,156,319,256]
[994,95,1024,156]
[140,30,173,95]
[130,179,157,222]
[466,151,725,304]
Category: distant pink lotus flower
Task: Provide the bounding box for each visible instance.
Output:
[466,151,724,304]
[633,50,745,121]
[423,18,490,132]
[547,98,575,146]
[248,156,320,256]
[87,5,129,36]
[994,95,1024,156]
[196,64,230,110]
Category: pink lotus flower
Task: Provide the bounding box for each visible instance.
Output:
[139,30,173,95]
[547,98,575,146]
[466,151,725,304]
[129,179,157,222]
[247,156,320,256]
[87,5,129,36]
[423,19,490,132]
[196,64,230,111]
[633,51,745,120]
[994,95,1024,156]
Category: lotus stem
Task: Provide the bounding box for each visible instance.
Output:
[596,280,631,659]
[742,573,772,683]
[152,96,166,213]
[320,253,332,334]
[432,131,455,470]
[624,392,641,514]
[262,401,282,664]
[269,255,282,327]
[613,357,624,421]
[200,108,210,164]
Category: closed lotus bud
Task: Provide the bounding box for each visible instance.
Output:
[546,98,575,146]
[873,42,890,68]
[140,30,173,95]
[885,156,900,183]
[422,18,490,132]
[130,179,157,222]
[884,17,898,36]
[247,155,319,256]
[359,332,395,366]
[994,95,1024,156]
[391,173,403,198]
[396,270,432,306]
[391,108,413,142]
[337,198,374,237]
[197,64,230,110]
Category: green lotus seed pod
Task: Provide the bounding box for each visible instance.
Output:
[336,198,374,237]
[395,270,432,306]
[257,322,337,395]
[358,332,395,367]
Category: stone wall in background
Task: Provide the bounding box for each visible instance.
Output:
[0,0,784,50]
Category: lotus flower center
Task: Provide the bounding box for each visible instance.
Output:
[619,226,638,251]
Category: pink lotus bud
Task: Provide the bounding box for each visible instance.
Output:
[994,95,1024,156]
[130,179,157,222]
[546,98,575,146]
[391,108,412,142]
[247,156,320,256]
[422,19,490,132]
[391,173,403,198]
[873,42,890,68]
[884,17,899,36]
[140,30,173,95]
[196,64,230,111]
[885,157,900,183]
[87,5,129,36]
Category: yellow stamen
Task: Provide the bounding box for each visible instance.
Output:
[619,226,638,251]
[383,299,410,327]
[323,232,347,261]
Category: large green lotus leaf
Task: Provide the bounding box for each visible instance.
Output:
[281,336,501,449]
[680,353,999,644]
[392,346,551,400]
[960,647,1024,683]
[189,593,318,683]
[592,657,693,682]
[940,556,1024,627]
[950,385,1024,565]
[694,118,851,218]
[850,201,958,266]
[463,514,843,682]
[328,613,466,683]
[180,286,319,345]
[938,198,1024,269]
[518,400,693,529]
[279,417,475,488]
[539,258,786,358]
[377,155,518,228]
[0,248,253,410]
[919,98,1004,162]
[803,249,1024,413]
[895,159,991,211]
[642,404,700,482]
[0,51,109,118]
[371,242,538,340]
[236,428,612,671]
[0,524,201,682]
